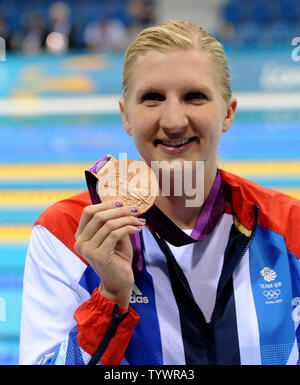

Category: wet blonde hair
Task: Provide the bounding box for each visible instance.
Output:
[122,19,232,104]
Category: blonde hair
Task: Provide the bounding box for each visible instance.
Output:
[122,19,232,104]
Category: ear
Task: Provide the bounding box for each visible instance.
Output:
[119,99,132,136]
[222,97,237,133]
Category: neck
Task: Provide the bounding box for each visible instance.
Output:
[154,165,217,229]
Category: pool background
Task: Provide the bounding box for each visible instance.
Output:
[0,47,299,364]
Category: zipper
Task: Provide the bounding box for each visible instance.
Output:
[208,205,260,338]
[87,304,129,365]
[153,230,220,363]
[237,205,259,261]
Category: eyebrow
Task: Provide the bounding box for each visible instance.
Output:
[136,84,214,98]
[136,87,161,98]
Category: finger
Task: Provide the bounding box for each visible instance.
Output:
[76,204,140,242]
[98,224,143,255]
[75,200,124,239]
[88,216,146,249]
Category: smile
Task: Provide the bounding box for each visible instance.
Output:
[155,136,198,148]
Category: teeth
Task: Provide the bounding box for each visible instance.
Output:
[161,138,190,146]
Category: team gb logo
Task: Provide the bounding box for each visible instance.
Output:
[260,267,277,282]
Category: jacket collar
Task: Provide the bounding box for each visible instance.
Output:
[220,169,258,235]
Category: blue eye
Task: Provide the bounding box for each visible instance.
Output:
[142,92,164,101]
[185,92,206,100]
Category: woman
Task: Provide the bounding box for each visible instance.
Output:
[19,19,300,365]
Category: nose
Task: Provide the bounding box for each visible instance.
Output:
[159,98,189,135]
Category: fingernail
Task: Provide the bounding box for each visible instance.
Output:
[130,207,138,213]
[136,226,142,230]
[115,201,123,207]
[138,218,146,223]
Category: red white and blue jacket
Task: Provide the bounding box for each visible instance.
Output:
[19,162,300,365]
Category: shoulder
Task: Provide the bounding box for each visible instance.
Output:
[36,190,91,231]
[220,169,300,212]
[220,169,300,258]
[35,190,92,263]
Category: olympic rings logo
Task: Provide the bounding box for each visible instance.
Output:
[263,289,281,299]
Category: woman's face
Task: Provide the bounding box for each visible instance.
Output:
[119,48,237,173]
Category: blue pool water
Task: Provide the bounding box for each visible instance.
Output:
[1,108,300,364]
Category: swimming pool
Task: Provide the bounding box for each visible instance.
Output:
[0,106,299,364]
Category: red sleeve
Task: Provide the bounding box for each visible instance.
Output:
[74,288,140,365]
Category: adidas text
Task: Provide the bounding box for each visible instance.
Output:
[130,294,149,304]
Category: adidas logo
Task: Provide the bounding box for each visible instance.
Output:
[130,284,149,304]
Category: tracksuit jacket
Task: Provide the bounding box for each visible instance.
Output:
[19,157,300,365]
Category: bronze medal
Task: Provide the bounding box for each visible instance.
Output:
[94,155,158,214]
